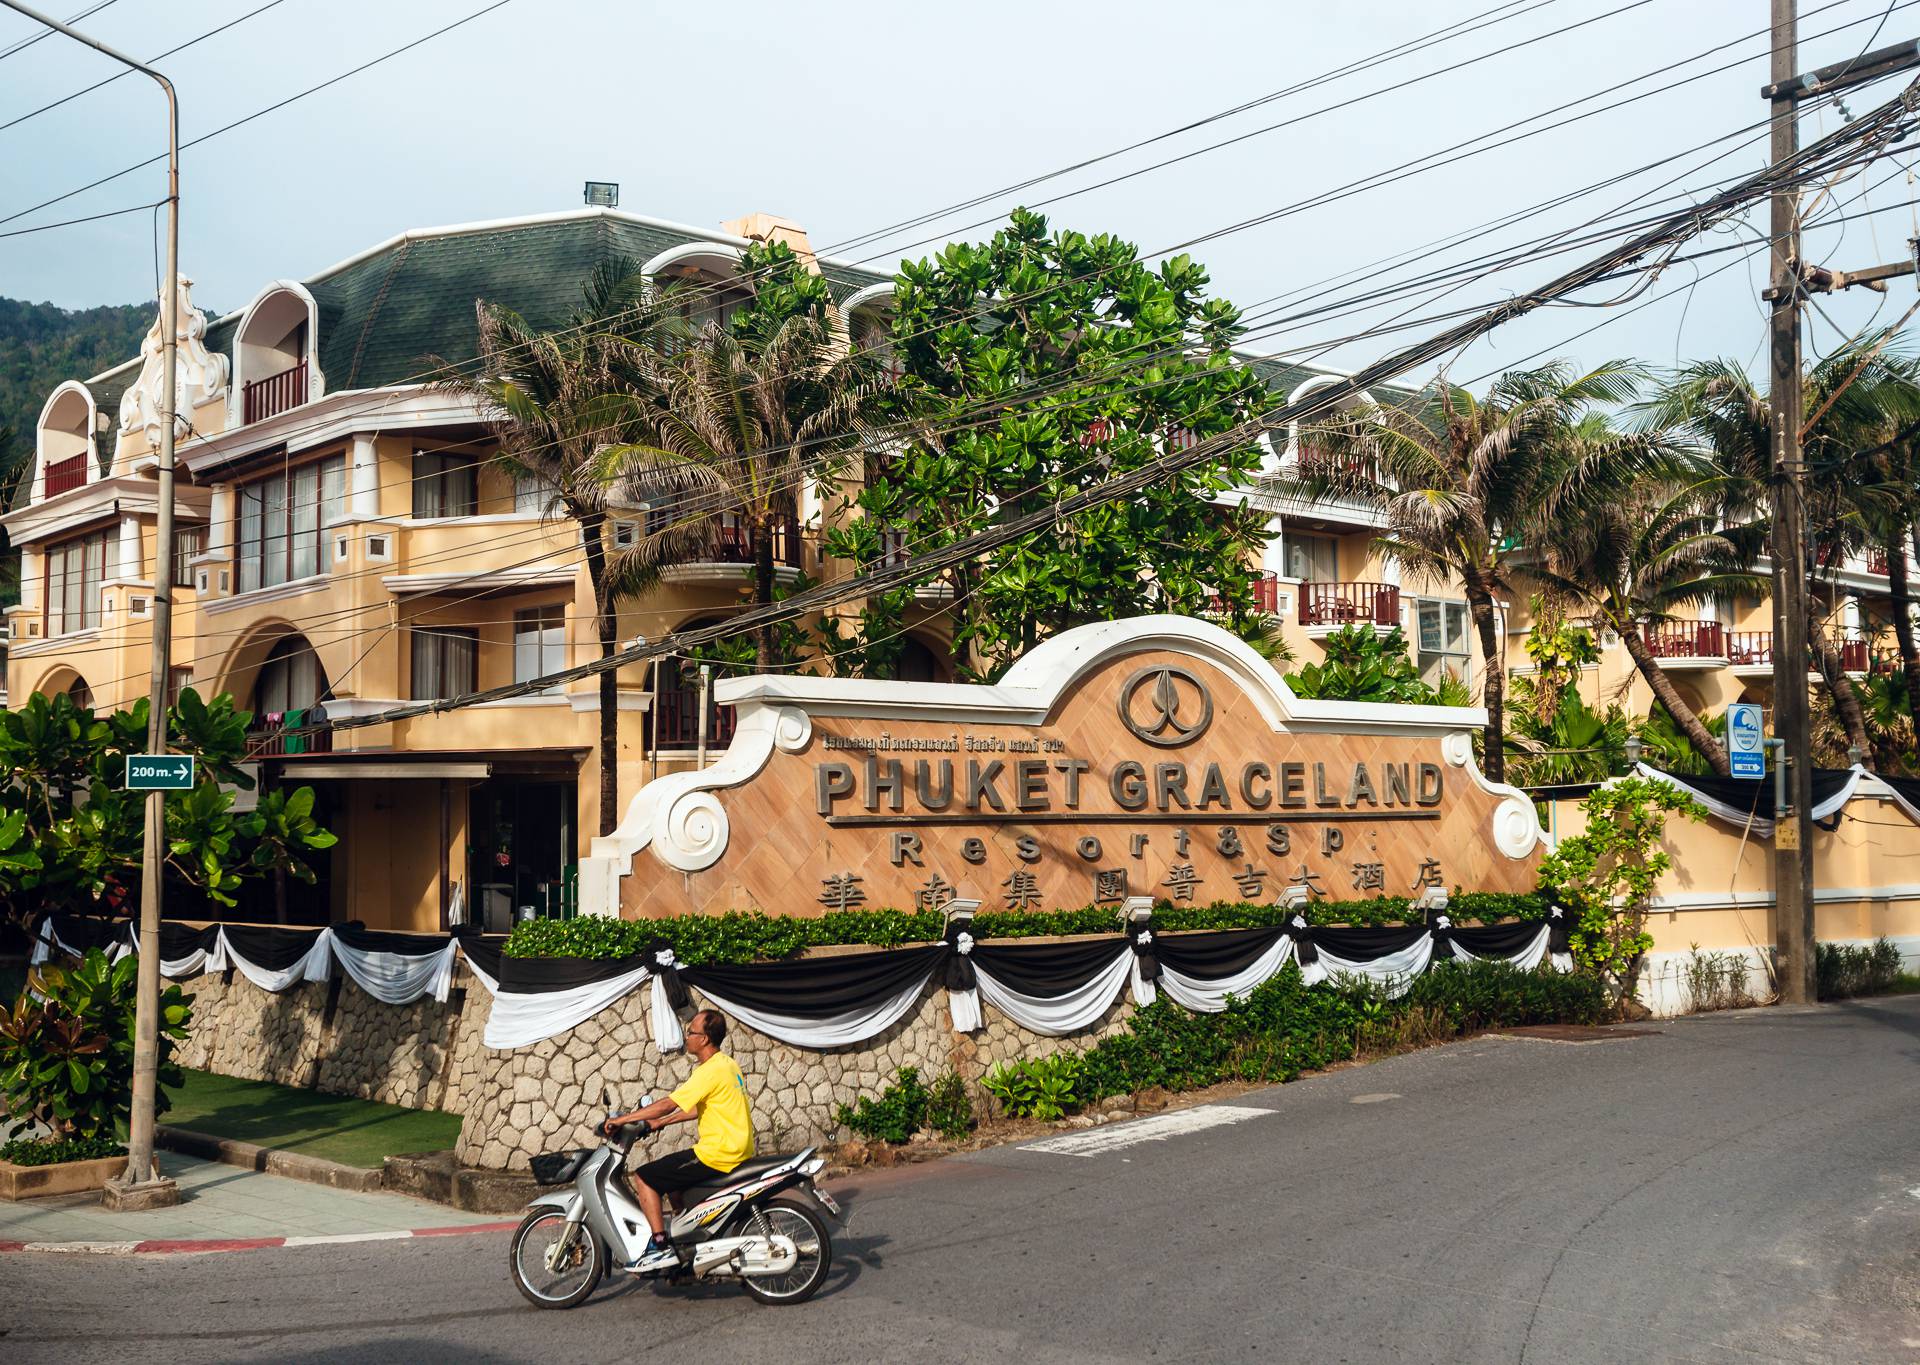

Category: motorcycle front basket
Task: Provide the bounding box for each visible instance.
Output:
[529,1150,587,1186]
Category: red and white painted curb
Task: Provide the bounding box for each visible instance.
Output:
[0,1219,519,1256]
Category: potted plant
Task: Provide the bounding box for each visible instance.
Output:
[0,948,192,1199]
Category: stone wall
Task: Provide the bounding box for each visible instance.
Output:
[172,956,1141,1171]
[174,962,491,1114]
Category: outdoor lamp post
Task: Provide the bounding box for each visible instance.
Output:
[0,0,185,1212]
[1625,734,1643,767]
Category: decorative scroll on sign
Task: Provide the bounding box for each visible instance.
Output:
[579,616,1544,919]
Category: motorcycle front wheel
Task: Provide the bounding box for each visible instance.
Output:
[741,1197,833,1306]
[510,1209,605,1309]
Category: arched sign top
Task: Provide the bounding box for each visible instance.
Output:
[1118,665,1213,747]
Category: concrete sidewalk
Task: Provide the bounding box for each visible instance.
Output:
[0,1150,511,1253]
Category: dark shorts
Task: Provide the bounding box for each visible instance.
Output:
[631,1148,725,1196]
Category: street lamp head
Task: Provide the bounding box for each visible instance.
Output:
[1624,734,1643,766]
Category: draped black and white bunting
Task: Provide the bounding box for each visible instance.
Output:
[1881,773,1920,827]
[30,908,1579,1054]
[1633,763,1864,837]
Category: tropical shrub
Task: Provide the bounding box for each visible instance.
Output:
[982,1055,1086,1120]
[0,1133,125,1166]
[834,1066,929,1144]
[1288,625,1453,705]
[1816,938,1907,1000]
[923,1071,974,1141]
[0,949,191,1142]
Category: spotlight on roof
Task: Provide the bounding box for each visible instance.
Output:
[584,181,619,209]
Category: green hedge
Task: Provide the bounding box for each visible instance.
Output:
[1074,959,1607,1100]
[503,892,1552,964]
[0,1134,127,1167]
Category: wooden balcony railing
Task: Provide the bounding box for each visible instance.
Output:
[1299,580,1399,627]
[647,509,803,568]
[1207,571,1281,617]
[42,453,88,498]
[1727,631,1772,666]
[1835,638,1869,673]
[1866,548,1890,576]
[242,359,308,425]
[1642,620,1727,659]
[647,687,737,751]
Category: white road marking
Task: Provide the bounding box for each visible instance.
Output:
[283,1230,412,1247]
[1022,1104,1275,1157]
[1349,1093,1401,1105]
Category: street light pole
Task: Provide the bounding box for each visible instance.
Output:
[1,0,183,1208]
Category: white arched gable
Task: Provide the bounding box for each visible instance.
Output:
[230,280,323,425]
[642,242,750,332]
[839,282,896,319]
[1283,374,1374,461]
[34,380,98,500]
[641,241,744,283]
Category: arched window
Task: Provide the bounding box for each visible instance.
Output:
[35,382,96,500]
[642,244,750,336]
[892,636,948,684]
[255,635,329,715]
[65,675,93,709]
[234,283,320,424]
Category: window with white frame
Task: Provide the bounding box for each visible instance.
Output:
[410,626,478,700]
[1415,599,1470,682]
[513,605,566,687]
[235,455,346,592]
[45,528,115,635]
[412,451,478,518]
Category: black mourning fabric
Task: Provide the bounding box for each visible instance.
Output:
[1649,766,1856,816]
[497,950,649,995]
[1129,918,1163,982]
[1310,924,1430,961]
[645,940,691,1010]
[941,922,977,991]
[157,922,220,960]
[1882,773,1920,813]
[221,924,325,973]
[452,932,505,984]
[684,945,944,1019]
[51,914,130,954]
[1154,925,1289,980]
[333,924,453,958]
[969,939,1126,998]
[1451,920,1546,959]
[1547,908,1573,955]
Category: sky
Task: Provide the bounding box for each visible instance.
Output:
[2,0,1917,392]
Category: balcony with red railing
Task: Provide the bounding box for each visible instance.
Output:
[651,508,804,576]
[1292,444,1370,482]
[245,710,334,759]
[1299,580,1400,630]
[1727,631,1772,673]
[1206,571,1282,618]
[1866,548,1890,576]
[1642,620,1727,667]
[42,452,88,498]
[242,358,308,425]
[647,687,737,751]
[1835,638,1870,674]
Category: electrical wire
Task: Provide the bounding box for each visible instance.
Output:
[0,0,113,61]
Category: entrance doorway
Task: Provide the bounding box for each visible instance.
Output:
[468,779,577,931]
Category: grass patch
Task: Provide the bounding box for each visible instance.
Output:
[155,1069,462,1169]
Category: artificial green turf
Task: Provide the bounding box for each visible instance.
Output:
[158,1068,463,1169]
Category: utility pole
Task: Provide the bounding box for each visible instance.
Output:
[1766,0,1817,1005]
[1,0,183,1207]
[1761,18,1920,1004]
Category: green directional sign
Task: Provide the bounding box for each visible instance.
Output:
[125,754,195,791]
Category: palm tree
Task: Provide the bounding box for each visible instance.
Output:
[602,313,884,670]
[439,261,709,836]
[1295,360,1679,784]
[1645,345,1920,766]
[1530,480,1764,776]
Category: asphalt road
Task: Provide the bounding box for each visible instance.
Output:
[7,998,1920,1364]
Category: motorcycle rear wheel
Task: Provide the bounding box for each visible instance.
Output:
[741,1197,833,1306]
[510,1209,605,1309]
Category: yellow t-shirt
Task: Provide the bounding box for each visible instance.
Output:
[670,1052,755,1173]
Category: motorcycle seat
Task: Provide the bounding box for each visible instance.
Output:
[676,1154,793,1202]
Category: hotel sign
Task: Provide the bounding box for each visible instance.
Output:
[580,617,1544,919]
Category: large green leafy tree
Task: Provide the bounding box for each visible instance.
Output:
[1298,363,1680,784]
[835,209,1275,681]
[0,689,334,926]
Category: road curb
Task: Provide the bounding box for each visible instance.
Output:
[155,1125,384,1193]
[0,1219,518,1256]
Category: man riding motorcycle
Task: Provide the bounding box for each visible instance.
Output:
[601,1008,754,1268]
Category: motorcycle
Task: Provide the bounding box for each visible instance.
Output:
[509,1088,841,1309]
